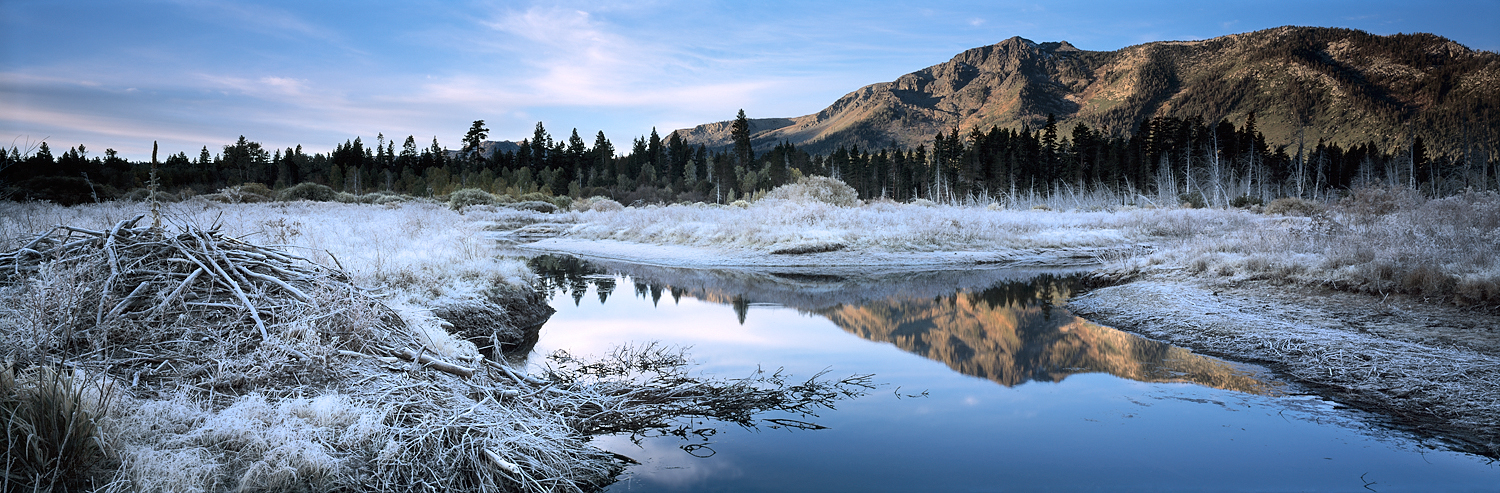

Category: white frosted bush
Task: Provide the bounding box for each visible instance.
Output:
[448,188,497,210]
[763,175,860,207]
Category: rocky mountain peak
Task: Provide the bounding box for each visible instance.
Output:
[674,26,1498,156]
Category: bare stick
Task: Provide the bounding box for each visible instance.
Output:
[395,347,475,378]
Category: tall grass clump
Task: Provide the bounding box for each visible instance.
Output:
[3,367,115,491]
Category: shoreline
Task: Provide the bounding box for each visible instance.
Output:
[1070,273,1500,458]
[516,237,1500,459]
[513,236,1123,270]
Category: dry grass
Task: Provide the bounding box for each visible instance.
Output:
[3,366,117,491]
[0,199,869,492]
[1105,188,1500,309]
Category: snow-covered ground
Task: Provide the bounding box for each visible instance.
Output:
[522,198,1256,268]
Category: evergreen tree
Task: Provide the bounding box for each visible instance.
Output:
[731,109,753,167]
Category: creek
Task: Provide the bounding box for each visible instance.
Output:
[521,254,1496,492]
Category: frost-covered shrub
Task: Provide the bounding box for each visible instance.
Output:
[1231,195,1263,209]
[276,182,336,202]
[517,192,551,203]
[572,196,623,212]
[763,176,860,207]
[448,188,496,210]
[209,185,272,204]
[910,198,937,207]
[509,200,558,213]
[1337,186,1421,218]
[240,182,274,198]
[1265,197,1324,216]
[123,188,179,202]
[1177,192,1206,209]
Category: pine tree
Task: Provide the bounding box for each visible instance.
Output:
[731,109,753,167]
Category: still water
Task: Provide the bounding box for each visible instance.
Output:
[522,255,1497,492]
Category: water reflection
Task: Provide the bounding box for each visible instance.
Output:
[527,255,1279,395]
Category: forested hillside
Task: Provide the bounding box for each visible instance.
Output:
[3,27,1496,206]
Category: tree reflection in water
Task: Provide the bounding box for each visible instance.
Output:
[525,254,1280,395]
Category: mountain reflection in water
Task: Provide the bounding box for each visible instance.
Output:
[527,254,1279,395]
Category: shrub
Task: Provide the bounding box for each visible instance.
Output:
[1400,263,1458,298]
[213,185,272,204]
[239,182,274,198]
[517,192,551,203]
[763,176,860,207]
[1178,192,1206,209]
[1455,276,1500,307]
[122,188,180,203]
[13,177,113,205]
[276,182,337,202]
[1338,186,1421,217]
[573,196,623,212]
[509,200,558,213]
[1265,197,1324,216]
[1231,195,1264,208]
[448,188,497,210]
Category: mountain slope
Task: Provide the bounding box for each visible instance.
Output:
[675,26,1499,156]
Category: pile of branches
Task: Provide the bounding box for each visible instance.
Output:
[0,215,470,386]
[2,215,341,340]
[536,343,875,453]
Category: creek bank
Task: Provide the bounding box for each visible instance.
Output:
[516,237,1123,269]
[509,232,1500,459]
[432,288,554,360]
[1069,273,1500,458]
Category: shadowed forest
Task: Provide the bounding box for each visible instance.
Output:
[3,110,1496,207]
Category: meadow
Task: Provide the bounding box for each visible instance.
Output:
[3,176,1497,490]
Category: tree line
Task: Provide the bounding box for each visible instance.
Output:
[2,109,1495,206]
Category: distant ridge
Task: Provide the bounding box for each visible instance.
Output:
[674,26,1499,156]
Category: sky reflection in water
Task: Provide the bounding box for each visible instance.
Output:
[523,255,1497,492]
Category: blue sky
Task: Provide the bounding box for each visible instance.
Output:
[3,0,1497,160]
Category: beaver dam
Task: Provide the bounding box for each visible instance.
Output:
[0,213,870,492]
[520,254,1498,492]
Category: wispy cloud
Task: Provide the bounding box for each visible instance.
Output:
[460,6,774,108]
[168,0,350,49]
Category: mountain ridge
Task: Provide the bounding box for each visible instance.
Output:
[673,26,1499,156]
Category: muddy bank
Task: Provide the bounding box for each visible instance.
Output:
[432,288,555,359]
[1070,275,1500,457]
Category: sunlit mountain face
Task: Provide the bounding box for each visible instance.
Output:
[526,255,1279,395]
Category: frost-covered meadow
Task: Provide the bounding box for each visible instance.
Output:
[4,176,1497,490]
[545,177,1499,308]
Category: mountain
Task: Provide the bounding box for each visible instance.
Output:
[674,26,1499,156]
[444,140,520,160]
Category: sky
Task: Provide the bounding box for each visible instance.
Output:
[2,0,1497,161]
